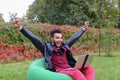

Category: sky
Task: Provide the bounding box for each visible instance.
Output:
[0,0,35,22]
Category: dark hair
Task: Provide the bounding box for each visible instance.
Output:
[50,29,62,37]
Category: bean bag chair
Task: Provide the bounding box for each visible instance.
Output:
[27,58,72,80]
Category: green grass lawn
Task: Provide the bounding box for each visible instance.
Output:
[92,56,120,80]
[0,61,32,80]
[0,54,120,80]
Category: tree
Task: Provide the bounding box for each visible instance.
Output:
[92,0,120,28]
[27,0,98,25]
[0,13,4,23]
[9,12,17,22]
[26,0,119,27]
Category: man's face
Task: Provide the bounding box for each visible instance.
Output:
[51,33,63,48]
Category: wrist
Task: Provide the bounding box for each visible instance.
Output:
[18,26,23,30]
[81,27,86,31]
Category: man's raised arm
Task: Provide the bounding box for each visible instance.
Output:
[12,19,45,54]
[66,21,89,47]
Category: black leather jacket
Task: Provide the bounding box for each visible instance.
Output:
[20,27,85,71]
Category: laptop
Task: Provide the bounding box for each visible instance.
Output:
[74,54,94,69]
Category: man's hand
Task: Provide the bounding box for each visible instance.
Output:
[83,21,89,29]
[12,19,23,30]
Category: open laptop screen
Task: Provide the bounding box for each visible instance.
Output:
[74,54,94,69]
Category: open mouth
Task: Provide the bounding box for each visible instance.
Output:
[56,42,62,47]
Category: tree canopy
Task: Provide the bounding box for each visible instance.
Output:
[27,0,120,28]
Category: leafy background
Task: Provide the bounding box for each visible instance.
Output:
[0,22,120,63]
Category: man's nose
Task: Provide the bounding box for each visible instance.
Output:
[59,38,62,41]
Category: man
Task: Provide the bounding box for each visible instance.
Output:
[13,19,95,80]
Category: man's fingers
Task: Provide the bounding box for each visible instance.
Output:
[12,19,21,27]
[83,21,89,29]
[84,21,89,26]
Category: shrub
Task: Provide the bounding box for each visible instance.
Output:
[0,22,120,63]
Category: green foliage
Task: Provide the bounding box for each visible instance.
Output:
[0,13,4,23]
[96,0,120,28]
[27,0,98,25]
[0,23,26,44]
[0,23,120,56]
[100,29,120,56]
[27,0,120,28]
[0,23,36,49]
